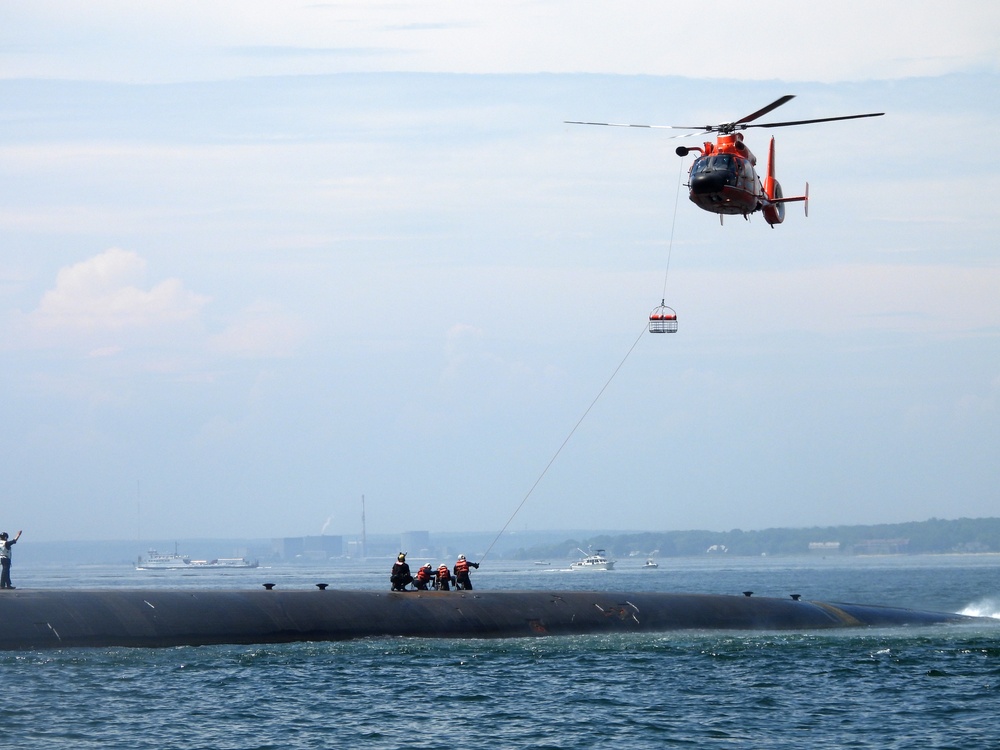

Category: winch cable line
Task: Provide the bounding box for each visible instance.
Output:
[480,323,648,564]
[648,160,684,333]
[660,159,685,302]
[481,161,685,564]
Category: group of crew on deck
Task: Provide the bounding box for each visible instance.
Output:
[390,552,480,592]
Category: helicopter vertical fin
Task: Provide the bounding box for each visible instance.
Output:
[762,136,785,225]
[763,137,780,202]
[764,138,810,223]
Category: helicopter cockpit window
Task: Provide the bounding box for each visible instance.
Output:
[710,155,734,172]
[708,155,737,185]
[690,155,739,187]
[692,155,735,174]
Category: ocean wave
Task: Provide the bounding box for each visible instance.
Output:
[959,597,1000,619]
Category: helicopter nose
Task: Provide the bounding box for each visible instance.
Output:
[690,171,727,196]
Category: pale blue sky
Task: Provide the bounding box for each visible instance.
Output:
[2,2,998,542]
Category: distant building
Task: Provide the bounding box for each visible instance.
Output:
[808,542,841,554]
[852,538,909,555]
[275,535,343,561]
[400,530,431,557]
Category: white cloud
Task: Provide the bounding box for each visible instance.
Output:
[209,303,308,359]
[2,1,997,83]
[87,345,123,358]
[31,248,209,332]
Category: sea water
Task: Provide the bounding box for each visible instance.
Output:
[2,555,998,749]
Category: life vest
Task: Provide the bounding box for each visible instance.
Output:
[454,559,470,575]
[415,566,432,583]
[437,565,450,579]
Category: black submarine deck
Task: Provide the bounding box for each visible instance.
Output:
[0,588,989,650]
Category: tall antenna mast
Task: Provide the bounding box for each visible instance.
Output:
[136,479,141,543]
[361,494,367,560]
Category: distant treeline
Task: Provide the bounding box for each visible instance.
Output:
[510,517,1000,560]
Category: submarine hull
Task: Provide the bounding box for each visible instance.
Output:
[0,589,987,650]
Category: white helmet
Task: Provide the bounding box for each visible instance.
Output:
[458,554,466,561]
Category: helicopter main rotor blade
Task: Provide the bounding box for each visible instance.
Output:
[564,121,715,141]
[564,120,679,129]
[742,112,885,129]
[565,106,884,135]
[735,95,796,125]
[567,96,799,135]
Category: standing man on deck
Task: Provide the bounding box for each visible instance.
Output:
[0,530,22,589]
[453,554,480,590]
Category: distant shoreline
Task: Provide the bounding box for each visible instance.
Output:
[17,517,1000,567]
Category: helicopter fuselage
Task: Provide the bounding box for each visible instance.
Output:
[684,133,763,216]
[678,133,804,226]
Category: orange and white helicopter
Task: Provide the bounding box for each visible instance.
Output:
[566,95,883,227]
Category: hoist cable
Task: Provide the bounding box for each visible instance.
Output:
[660,158,685,300]
[480,323,648,563]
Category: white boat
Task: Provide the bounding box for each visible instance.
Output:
[136,548,258,570]
[570,548,615,571]
[136,548,191,569]
[190,557,259,569]
[643,558,659,569]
